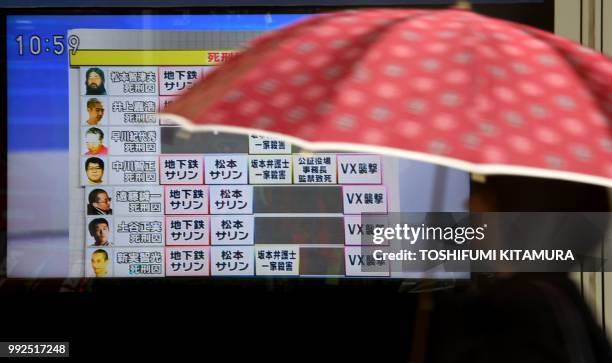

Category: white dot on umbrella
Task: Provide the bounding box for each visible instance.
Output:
[399,121,422,137]
[271,93,294,108]
[453,53,473,64]
[488,66,507,78]
[511,62,531,74]
[412,77,437,91]
[436,31,457,39]
[440,92,462,107]
[316,101,334,115]
[544,73,569,87]
[304,86,326,100]
[286,107,306,122]
[479,122,498,136]
[376,83,400,98]
[314,25,340,37]
[562,118,585,135]
[383,63,405,77]
[433,114,457,131]
[348,27,369,36]
[555,95,576,110]
[494,87,517,103]
[544,154,566,169]
[290,74,311,86]
[600,138,612,152]
[421,59,441,72]
[309,54,332,67]
[335,114,357,130]
[370,106,392,121]
[589,112,608,127]
[509,136,533,154]
[462,133,481,148]
[297,125,317,138]
[529,104,549,118]
[361,129,386,144]
[223,90,244,102]
[426,42,449,53]
[408,21,428,30]
[390,45,414,58]
[483,146,506,163]
[406,99,428,114]
[276,59,300,73]
[253,116,275,128]
[400,29,422,41]
[445,70,469,84]
[256,79,280,94]
[536,127,561,144]
[519,81,543,96]
[239,100,262,116]
[296,42,317,54]
[352,67,370,82]
[428,139,450,155]
[492,32,510,41]
[324,66,344,79]
[501,44,524,56]
[480,46,500,59]
[572,145,592,161]
[340,89,365,106]
[537,54,557,66]
[503,111,523,127]
[526,39,548,50]
[330,39,349,49]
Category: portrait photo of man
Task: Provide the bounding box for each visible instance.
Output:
[85,67,107,95]
[85,98,105,125]
[90,249,110,277]
[88,218,112,247]
[85,157,105,185]
[87,189,112,215]
[84,127,108,155]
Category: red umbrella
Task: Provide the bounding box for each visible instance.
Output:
[163,8,612,187]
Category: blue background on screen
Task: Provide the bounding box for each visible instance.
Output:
[6,14,310,151]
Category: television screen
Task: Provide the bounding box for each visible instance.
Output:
[5,13,470,279]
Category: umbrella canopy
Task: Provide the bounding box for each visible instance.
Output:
[163,8,612,187]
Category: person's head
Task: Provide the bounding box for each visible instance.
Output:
[88,218,110,245]
[85,68,106,95]
[85,128,105,154]
[88,189,111,213]
[86,98,105,125]
[85,157,104,184]
[469,175,610,212]
[91,249,109,277]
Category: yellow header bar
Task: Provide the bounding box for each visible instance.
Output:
[70,49,239,66]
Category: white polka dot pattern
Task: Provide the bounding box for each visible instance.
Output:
[167,8,612,183]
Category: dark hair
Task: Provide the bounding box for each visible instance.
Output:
[87,98,103,109]
[88,189,108,204]
[86,127,104,141]
[85,157,104,171]
[92,249,109,261]
[85,68,106,95]
[471,175,609,212]
[85,68,105,82]
[88,218,109,236]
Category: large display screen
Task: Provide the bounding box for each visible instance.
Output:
[6,13,469,279]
